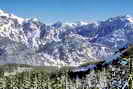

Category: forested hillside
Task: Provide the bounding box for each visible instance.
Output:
[0,46,132,89]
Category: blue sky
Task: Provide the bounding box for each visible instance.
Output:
[0,0,133,23]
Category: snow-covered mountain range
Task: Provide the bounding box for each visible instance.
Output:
[0,10,132,66]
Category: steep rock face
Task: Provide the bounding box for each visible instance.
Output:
[95,15,133,49]
[0,10,132,66]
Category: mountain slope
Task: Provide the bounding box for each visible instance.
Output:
[0,10,132,66]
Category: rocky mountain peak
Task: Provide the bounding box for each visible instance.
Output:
[0,10,132,66]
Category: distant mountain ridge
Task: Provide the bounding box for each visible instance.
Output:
[0,10,132,66]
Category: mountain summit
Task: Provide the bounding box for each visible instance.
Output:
[0,10,132,66]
